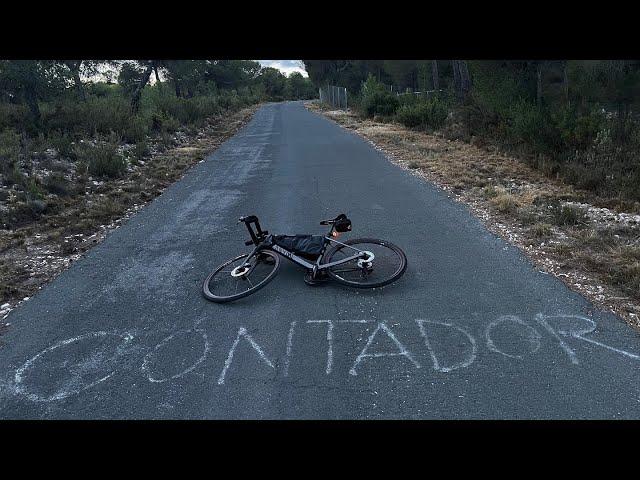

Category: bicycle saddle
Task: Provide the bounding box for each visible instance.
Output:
[319,213,347,225]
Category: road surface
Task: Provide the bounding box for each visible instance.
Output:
[1,102,640,419]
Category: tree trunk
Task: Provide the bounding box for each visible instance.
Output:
[431,60,439,91]
[536,62,544,106]
[24,88,40,122]
[73,69,85,101]
[562,61,569,105]
[65,60,86,101]
[459,60,471,99]
[452,60,460,98]
[131,61,155,113]
[452,60,471,101]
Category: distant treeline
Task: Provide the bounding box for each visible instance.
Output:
[303,60,640,204]
[0,60,316,180]
[0,60,316,127]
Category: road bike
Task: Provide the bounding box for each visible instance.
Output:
[202,214,407,303]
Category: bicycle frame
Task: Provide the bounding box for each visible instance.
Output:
[239,216,368,271]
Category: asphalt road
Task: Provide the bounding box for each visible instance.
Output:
[1,101,640,419]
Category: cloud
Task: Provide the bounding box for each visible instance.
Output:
[258,60,308,77]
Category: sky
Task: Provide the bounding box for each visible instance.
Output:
[84,60,309,83]
[258,60,308,77]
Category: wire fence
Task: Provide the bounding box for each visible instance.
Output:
[320,82,445,110]
[396,89,444,98]
[380,82,444,98]
[319,85,348,109]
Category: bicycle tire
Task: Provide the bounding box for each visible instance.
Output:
[203,251,280,303]
[323,238,407,288]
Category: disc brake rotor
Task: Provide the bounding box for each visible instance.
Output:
[230,265,250,277]
[357,251,375,269]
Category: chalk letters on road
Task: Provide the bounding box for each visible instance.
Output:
[7,313,640,402]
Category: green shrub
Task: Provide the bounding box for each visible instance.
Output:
[563,162,607,192]
[396,104,423,128]
[361,90,399,117]
[46,132,75,159]
[87,82,120,98]
[0,198,48,228]
[150,111,180,133]
[75,142,126,179]
[507,101,561,153]
[0,128,21,168]
[122,115,150,143]
[396,96,449,130]
[360,75,399,118]
[25,176,44,200]
[0,103,30,132]
[551,203,588,226]
[132,141,149,162]
[152,93,222,126]
[554,107,604,150]
[44,173,72,196]
[41,96,132,139]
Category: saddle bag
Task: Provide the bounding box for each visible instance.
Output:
[333,214,352,232]
[273,235,325,260]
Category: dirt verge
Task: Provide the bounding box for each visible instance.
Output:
[306,101,640,330]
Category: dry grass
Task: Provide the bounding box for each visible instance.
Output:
[529,223,553,238]
[307,101,640,329]
[490,192,519,214]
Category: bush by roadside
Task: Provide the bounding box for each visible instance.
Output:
[74,142,127,179]
[359,75,399,118]
[396,95,449,130]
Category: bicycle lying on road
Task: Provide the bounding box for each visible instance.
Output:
[202,214,408,303]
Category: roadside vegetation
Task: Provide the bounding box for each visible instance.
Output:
[304,60,640,209]
[305,59,640,328]
[0,60,316,316]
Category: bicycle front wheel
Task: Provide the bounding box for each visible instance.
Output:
[323,238,407,288]
[203,251,280,303]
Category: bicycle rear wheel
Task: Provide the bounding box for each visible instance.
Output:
[324,238,407,288]
[203,251,280,303]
